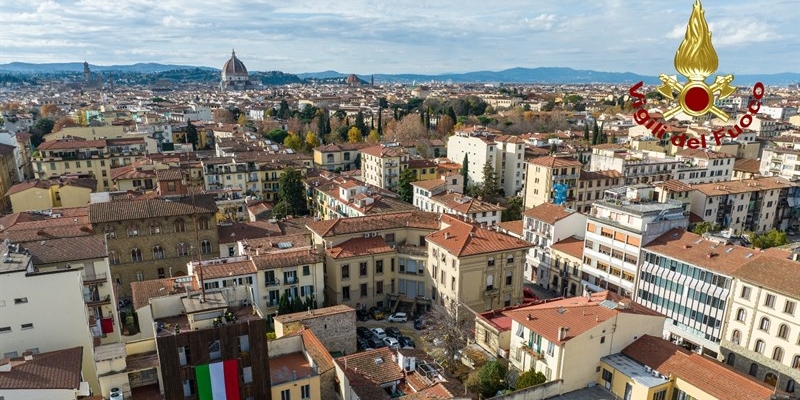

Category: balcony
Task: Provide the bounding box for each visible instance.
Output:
[85,294,112,306]
[521,344,544,359]
[485,286,499,296]
[83,273,107,284]
[265,278,281,287]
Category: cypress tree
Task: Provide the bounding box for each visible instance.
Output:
[583,122,590,142]
[461,153,469,193]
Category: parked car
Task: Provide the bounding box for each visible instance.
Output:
[356,309,371,321]
[398,336,415,349]
[357,326,373,340]
[370,307,386,320]
[385,327,401,339]
[369,337,386,348]
[383,337,400,349]
[357,337,371,351]
[414,318,426,330]
[387,312,408,322]
[371,327,387,339]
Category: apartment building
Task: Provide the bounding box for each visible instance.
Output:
[652,180,695,213]
[522,156,582,209]
[306,211,440,312]
[573,170,623,213]
[751,114,778,137]
[583,186,688,297]
[361,144,410,192]
[311,176,414,220]
[600,335,775,400]
[588,147,680,185]
[5,177,95,212]
[406,158,438,182]
[411,181,504,226]
[446,129,498,190]
[721,249,800,395]
[0,143,19,211]
[690,177,793,234]
[760,146,800,182]
[494,135,527,196]
[673,148,735,184]
[504,291,664,392]
[313,142,373,172]
[734,158,762,180]
[550,237,586,298]
[268,333,324,400]
[88,194,219,297]
[637,229,757,357]
[522,203,586,285]
[202,153,312,202]
[426,214,533,315]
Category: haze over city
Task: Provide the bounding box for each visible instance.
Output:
[1,0,799,75]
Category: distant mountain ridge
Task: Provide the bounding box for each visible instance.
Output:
[1,62,797,85]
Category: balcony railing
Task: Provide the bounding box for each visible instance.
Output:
[85,294,112,306]
[485,287,499,296]
[265,279,281,287]
[83,273,107,284]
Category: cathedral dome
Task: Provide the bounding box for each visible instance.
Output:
[222,50,248,78]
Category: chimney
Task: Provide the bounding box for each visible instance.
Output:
[22,351,33,361]
[557,326,565,341]
[444,232,450,239]
[595,316,600,323]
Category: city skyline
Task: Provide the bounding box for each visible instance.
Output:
[1,0,799,76]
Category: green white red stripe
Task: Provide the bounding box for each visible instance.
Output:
[195,360,240,400]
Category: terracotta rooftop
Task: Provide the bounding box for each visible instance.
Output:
[527,155,582,168]
[0,346,83,390]
[691,177,792,196]
[269,352,315,385]
[197,259,257,279]
[579,169,623,181]
[504,291,663,346]
[654,179,695,193]
[733,248,799,299]
[37,137,107,150]
[274,304,355,324]
[361,144,408,158]
[110,165,156,181]
[130,276,200,310]
[88,194,217,223]
[410,179,447,192]
[251,249,322,271]
[429,192,504,214]
[427,214,532,257]
[306,211,440,237]
[300,328,335,373]
[217,220,283,243]
[4,180,52,197]
[644,229,763,276]
[496,220,523,237]
[676,148,734,159]
[23,235,107,265]
[327,236,396,259]
[523,203,578,225]
[622,335,775,400]
[154,168,184,181]
[733,158,761,174]
[550,236,585,260]
[336,347,404,385]
[315,142,373,153]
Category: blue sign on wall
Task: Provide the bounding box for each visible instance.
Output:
[553,183,568,205]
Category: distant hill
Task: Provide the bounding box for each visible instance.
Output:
[0,62,217,74]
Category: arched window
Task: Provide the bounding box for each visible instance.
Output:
[754,339,766,354]
[773,347,784,362]
[486,274,494,290]
[201,240,212,254]
[174,219,186,233]
[108,251,119,265]
[787,379,796,393]
[778,324,790,340]
[153,245,164,260]
[135,271,144,281]
[131,248,142,262]
[792,355,800,369]
[176,242,188,257]
[760,317,771,331]
[765,373,778,387]
[726,353,736,366]
[127,224,139,237]
[736,308,746,322]
[731,329,741,345]
[749,363,758,376]
[150,224,162,235]
[198,217,210,230]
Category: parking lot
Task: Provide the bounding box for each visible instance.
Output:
[355,314,430,353]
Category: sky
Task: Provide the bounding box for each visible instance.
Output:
[1,0,798,76]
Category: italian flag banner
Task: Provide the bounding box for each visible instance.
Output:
[196,360,240,400]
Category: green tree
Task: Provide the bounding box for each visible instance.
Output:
[583,122,589,142]
[691,221,720,235]
[278,293,291,314]
[481,160,498,200]
[750,229,789,249]
[31,118,54,146]
[447,106,457,125]
[461,153,469,193]
[277,100,291,119]
[541,100,556,112]
[347,126,363,143]
[469,361,507,398]
[591,120,600,145]
[283,133,303,151]
[185,120,199,148]
[316,110,329,137]
[502,196,523,222]
[237,113,247,126]
[265,128,289,144]
[515,369,547,390]
[273,168,308,218]
[378,98,388,135]
[397,168,417,203]
[355,110,368,136]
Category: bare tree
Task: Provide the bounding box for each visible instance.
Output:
[419,301,476,373]
[385,113,427,142]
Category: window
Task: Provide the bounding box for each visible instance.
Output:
[778,324,790,340]
[198,217,210,230]
[158,268,165,279]
[209,340,221,360]
[376,281,384,295]
[21,323,33,330]
[546,341,554,356]
[136,271,144,281]
[281,389,291,400]
[342,286,350,301]
[755,339,765,354]
[127,225,139,237]
[376,260,383,274]
[359,262,367,277]
[150,225,161,234]
[785,300,796,316]
[760,317,771,331]
[765,294,776,308]
[736,308,747,322]
[152,245,164,259]
[360,283,367,298]
[653,389,667,400]
[201,240,212,254]
[505,270,512,285]
[0,327,11,333]
[341,265,350,279]
[301,384,311,399]
[14,297,27,304]
[176,243,188,256]
[773,347,784,362]
[792,355,800,369]
[741,286,752,300]
[731,329,741,345]
[174,219,186,232]
[303,265,310,276]
[131,248,143,262]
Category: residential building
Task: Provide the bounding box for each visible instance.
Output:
[522,203,586,285]
[494,135,527,196]
[0,143,19,211]
[760,146,800,181]
[153,289,270,399]
[274,305,357,357]
[474,301,541,359]
[88,194,219,298]
[446,129,498,190]
[334,348,405,399]
[689,177,793,234]
[313,142,373,172]
[759,106,798,121]
[522,156,582,209]
[573,170,623,213]
[550,236,586,298]
[652,180,695,214]
[202,154,312,202]
[0,243,101,393]
[583,186,688,296]
[588,147,680,185]
[5,177,95,212]
[673,148,735,184]
[361,144,409,192]
[504,291,665,392]
[426,214,533,314]
[268,333,323,400]
[637,229,757,357]
[734,158,763,180]
[599,335,776,400]
[750,114,779,137]
[406,158,438,182]
[721,249,800,394]
[0,347,91,399]
[411,182,504,226]
[311,176,414,220]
